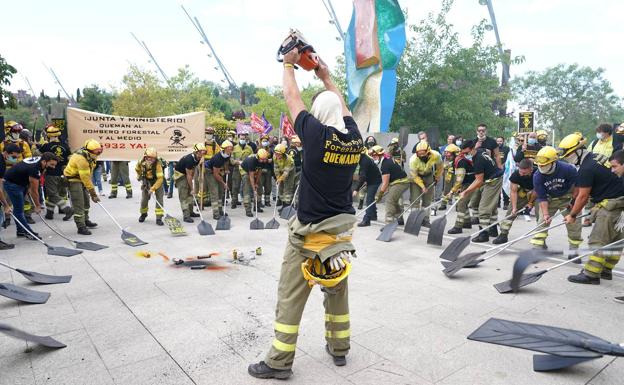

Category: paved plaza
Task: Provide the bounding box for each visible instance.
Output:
[1,179,623,385]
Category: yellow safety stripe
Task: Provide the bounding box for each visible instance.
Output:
[325,329,351,339]
[156,172,164,177]
[303,233,352,253]
[325,314,349,323]
[78,169,90,175]
[274,322,299,334]
[390,177,409,186]
[568,239,583,245]
[140,208,148,214]
[272,338,296,352]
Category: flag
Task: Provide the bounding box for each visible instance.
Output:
[280,112,295,138]
[261,112,273,135]
[502,138,517,196]
[236,121,250,135]
[250,112,265,134]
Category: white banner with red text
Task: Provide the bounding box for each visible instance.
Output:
[66,107,205,161]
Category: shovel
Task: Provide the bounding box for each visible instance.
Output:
[0,282,50,304]
[495,237,624,293]
[250,193,264,230]
[96,202,148,247]
[0,323,66,348]
[377,195,428,242]
[216,173,231,230]
[439,207,528,261]
[442,216,581,277]
[427,198,461,246]
[10,214,82,257]
[0,261,71,284]
[280,183,299,220]
[193,196,214,235]
[403,182,436,235]
[265,186,281,229]
[154,199,186,236]
[34,210,107,251]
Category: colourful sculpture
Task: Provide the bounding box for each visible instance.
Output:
[345,0,406,133]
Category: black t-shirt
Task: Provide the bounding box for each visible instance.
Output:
[356,154,382,189]
[39,141,71,176]
[475,136,497,156]
[577,156,624,203]
[207,152,228,170]
[295,111,363,224]
[509,169,534,191]
[380,157,406,182]
[0,156,5,179]
[456,158,475,185]
[241,155,270,173]
[473,151,500,180]
[4,158,41,188]
[175,153,200,173]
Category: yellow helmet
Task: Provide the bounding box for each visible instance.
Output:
[144,147,158,158]
[301,256,351,288]
[257,148,269,160]
[227,130,236,137]
[193,142,206,152]
[415,141,431,154]
[390,137,399,144]
[221,140,234,148]
[274,143,287,154]
[557,132,586,158]
[536,130,548,140]
[4,120,18,129]
[444,144,460,154]
[46,125,61,137]
[371,145,385,155]
[205,127,215,134]
[84,139,102,152]
[534,146,558,166]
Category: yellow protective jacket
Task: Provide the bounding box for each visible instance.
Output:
[135,159,164,191]
[203,141,221,161]
[0,139,32,164]
[408,150,443,189]
[232,144,253,169]
[274,154,295,179]
[64,150,97,192]
[443,159,455,183]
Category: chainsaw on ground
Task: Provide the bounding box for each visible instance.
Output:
[276,29,319,71]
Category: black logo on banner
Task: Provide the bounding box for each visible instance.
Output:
[165,126,189,147]
[518,112,535,134]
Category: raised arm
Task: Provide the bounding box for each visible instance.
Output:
[282,49,306,121]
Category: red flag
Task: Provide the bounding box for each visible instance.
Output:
[250,112,265,134]
[280,113,295,138]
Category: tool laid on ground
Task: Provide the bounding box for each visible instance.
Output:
[427,198,461,246]
[378,196,435,242]
[0,282,50,304]
[96,202,147,247]
[10,214,82,257]
[469,318,624,372]
[276,29,320,71]
[193,196,215,235]
[438,207,527,262]
[495,237,624,293]
[403,182,437,235]
[265,184,281,229]
[154,199,186,236]
[355,201,378,217]
[33,210,107,251]
[0,323,66,348]
[280,184,299,220]
[0,261,71,284]
[216,173,231,231]
[250,193,264,230]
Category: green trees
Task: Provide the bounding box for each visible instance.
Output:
[0,55,17,109]
[512,64,624,138]
[80,85,114,114]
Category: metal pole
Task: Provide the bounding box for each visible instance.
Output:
[130,32,169,83]
[42,63,76,105]
[322,0,345,40]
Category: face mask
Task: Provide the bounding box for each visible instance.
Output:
[296,146,303,151]
[465,154,473,161]
[455,140,462,146]
[261,141,268,147]
[477,132,486,140]
[7,156,18,163]
[418,156,429,162]
[564,152,580,167]
[528,138,537,145]
[596,133,604,140]
[222,152,230,158]
[239,140,246,145]
[538,163,556,175]
[206,134,214,141]
[497,143,504,148]
[227,137,234,142]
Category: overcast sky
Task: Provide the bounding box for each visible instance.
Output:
[3,0,623,100]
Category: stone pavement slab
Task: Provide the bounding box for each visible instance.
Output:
[0,177,623,384]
